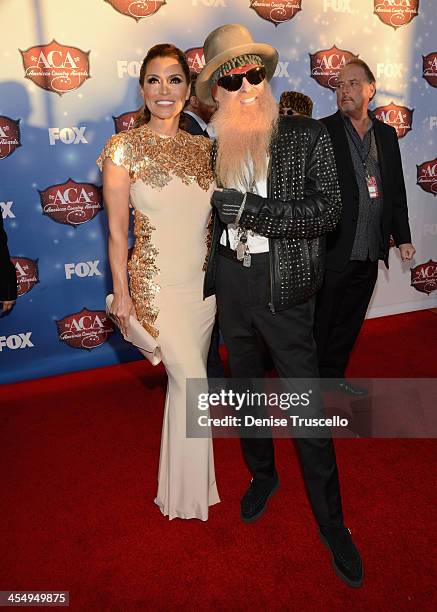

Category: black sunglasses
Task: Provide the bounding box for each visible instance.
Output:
[280,108,297,116]
[216,66,266,92]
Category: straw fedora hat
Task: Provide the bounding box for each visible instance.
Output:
[196,24,278,106]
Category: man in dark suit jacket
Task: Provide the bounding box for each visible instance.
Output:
[0,212,17,313]
[315,58,415,395]
[183,72,215,138]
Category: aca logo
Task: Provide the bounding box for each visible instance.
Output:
[113,110,141,133]
[416,158,437,196]
[11,257,39,296]
[373,103,413,138]
[20,40,90,95]
[309,46,358,91]
[185,47,205,74]
[250,0,303,25]
[410,260,437,295]
[0,116,21,160]
[373,0,419,29]
[422,52,437,88]
[56,308,114,350]
[39,179,103,226]
[105,0,166,21]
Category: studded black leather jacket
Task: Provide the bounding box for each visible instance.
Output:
[203,115,342,312]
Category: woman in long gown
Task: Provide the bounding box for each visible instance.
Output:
[97,44,219,520]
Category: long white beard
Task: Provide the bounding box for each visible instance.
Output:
[213,83,278,190]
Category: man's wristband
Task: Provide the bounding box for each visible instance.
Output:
[235,193,247,225]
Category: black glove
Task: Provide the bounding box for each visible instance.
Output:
[212,189,245,224]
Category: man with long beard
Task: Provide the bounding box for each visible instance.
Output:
[197,24,363,588]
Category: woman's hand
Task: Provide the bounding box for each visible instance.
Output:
[110,293,135,337]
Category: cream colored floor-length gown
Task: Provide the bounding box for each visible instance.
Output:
[97,124,219,520]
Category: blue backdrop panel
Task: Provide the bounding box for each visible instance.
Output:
[0,0,436,384]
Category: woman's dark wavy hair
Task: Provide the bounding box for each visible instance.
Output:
[136,43,190,129]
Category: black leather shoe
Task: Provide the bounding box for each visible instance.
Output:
[240,474,279,523]
[319,526,364,588]
[337,380,368,396]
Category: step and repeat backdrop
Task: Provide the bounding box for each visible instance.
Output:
[0,0,436,383]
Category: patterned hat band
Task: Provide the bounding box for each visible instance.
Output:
[212,54,264,84]
[279,91,314,117]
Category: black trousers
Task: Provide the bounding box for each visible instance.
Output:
[215,249,344,528]
[314,260,378,378]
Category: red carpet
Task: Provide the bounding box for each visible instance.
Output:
[1,310,436,610]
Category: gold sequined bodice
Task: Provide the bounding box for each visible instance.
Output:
[97,124,213,191]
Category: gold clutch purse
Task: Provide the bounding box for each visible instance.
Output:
[106,294,162,366]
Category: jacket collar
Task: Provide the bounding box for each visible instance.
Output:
[184,110,208,132]
[332,110,356,179]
